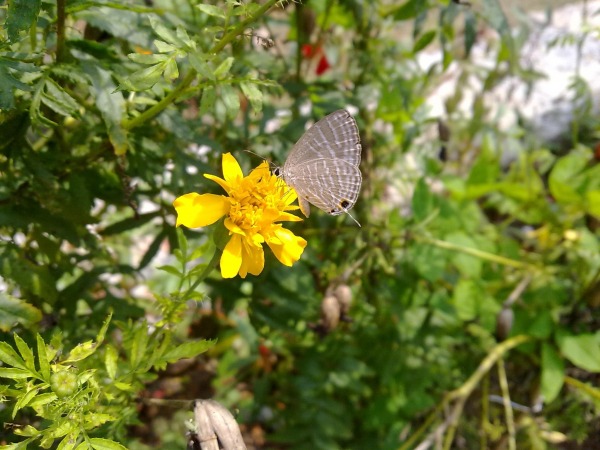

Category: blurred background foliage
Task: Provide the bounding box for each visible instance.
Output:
[1,0,600,448]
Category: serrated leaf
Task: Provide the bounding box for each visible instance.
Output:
[148,16,185,47]
[0,292,42,332]
[88,438,127,450]
[220,84,240,119]
[128,53,168,64]
[199,85,216,115]
[13,387,39,418]
[29,392,58,408]
[214,57,234,79]
[37,334,50,380]
[541,343,564,403]
[64,341,97,363]
[0,368,31,379]
[13,334,35,372]
[105,345,118,380]
[159,339,216,364]
[189,53,215,81]
[557,332,600,372]
[82,63,128,155]
[196,4,227,19]
[240,81,263,113]
[164,58,179,80]
[130,322,149,369]
[154,39,177,53]
[6,0,42,42]
[157,265,183,277]
[0,341,27,369]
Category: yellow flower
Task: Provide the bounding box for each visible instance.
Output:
[173,153,307,278]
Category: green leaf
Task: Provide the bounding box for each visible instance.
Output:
[153,40,177,53]
[87,438,127,450]
[0,341,27,370]
[13,334,35,372]
[101,211,161,236]
[63,341,97,363]
[557,332,600,372]
[13,387,39,418]
[220,85,240,119]
[119,62,166,91]
[36,334,50,380]
[240,81,263,113]
[549,151,588,205]
[130,322,149,369]
[41,79,80,118]
[196,4,227,19]
[541,343,564,403]
[148,16,185,47]
[413,30,436,53]
[6,0,42,42]
[452,279,478,321]
[164,58,179,81]
[586,190,600,218]
[159,339,216,364]
[128,53,168,64]
[189,53,215,81]
[444,232,482,278]
[0,368,31,379]
[105,345,118,380]
[82,63,128,155]
[199,85,216,115]
[157,265,183,277]
[28,392,58,408]
[412,177,437,222]
[214,57,234,79]
[0,292,42,332]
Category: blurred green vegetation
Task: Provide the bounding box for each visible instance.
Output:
[1,0,599,449]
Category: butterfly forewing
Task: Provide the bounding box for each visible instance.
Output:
[283,110,361,171]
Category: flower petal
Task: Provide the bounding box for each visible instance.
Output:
[267,227,307,266]
[204,174,230,194]
[173,193,229,228]
[239,240,265,278]
[221,234,243,278]
[222,152,243,182]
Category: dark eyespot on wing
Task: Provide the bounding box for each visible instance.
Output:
[340,199,350,209]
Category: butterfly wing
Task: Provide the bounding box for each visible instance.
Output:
[284,109,361,171]
[284,158,362,216]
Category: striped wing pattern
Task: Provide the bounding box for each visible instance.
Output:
[282,109,362,216]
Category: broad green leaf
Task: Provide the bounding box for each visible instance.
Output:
[240,81,263,113]
[214,57,234,79]
[6,0,42,42]
[159,339,216,364]
[541,343,564,403]
[0,292,42,332]
[548,151,588,205]
[585,190,600,218]
[196,4,227,19]
[557,332,600,372]
[220,85,240,119]
[0,341,27,369]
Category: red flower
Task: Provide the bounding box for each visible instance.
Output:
[301,43,331,75]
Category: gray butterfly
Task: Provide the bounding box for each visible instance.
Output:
[275,110,362,226]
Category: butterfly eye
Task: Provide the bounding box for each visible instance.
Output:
[273,167,281,176]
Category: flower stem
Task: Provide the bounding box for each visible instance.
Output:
[182,248,222,300]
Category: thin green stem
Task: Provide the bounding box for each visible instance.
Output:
[415,235,536,270]
[56,0,67,63]
[182,248,222,300]
[497,358,516,450]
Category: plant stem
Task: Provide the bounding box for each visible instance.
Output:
[182,248,222,300]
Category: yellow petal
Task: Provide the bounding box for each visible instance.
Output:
[173,193,229,228]
[277,211,303,222]
[239,241,265,278]
[204,174,230,193]
[221,234,243,278]
[222,152,243,182]
[267,227,307,266]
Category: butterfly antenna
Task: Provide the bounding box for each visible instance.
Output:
[243,149,279,171]
[345,210,361,227]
